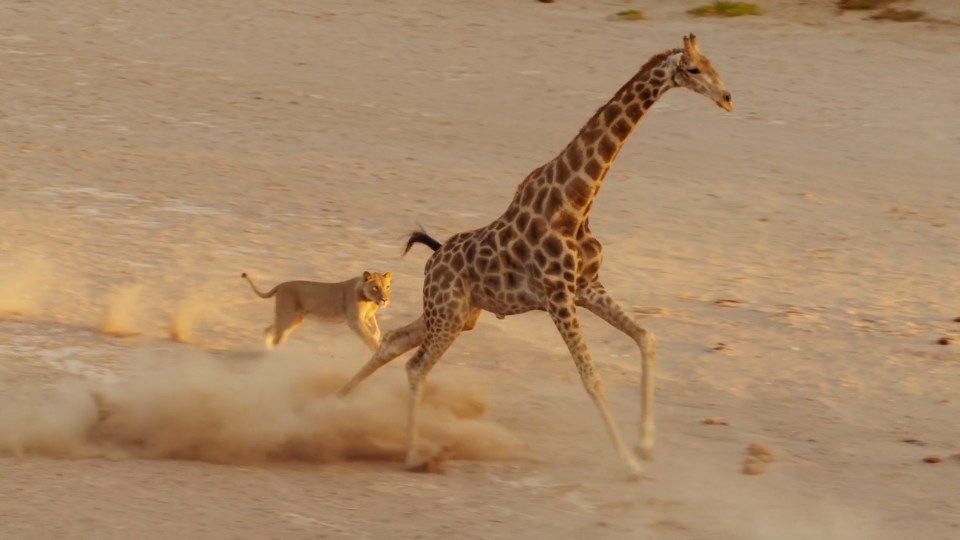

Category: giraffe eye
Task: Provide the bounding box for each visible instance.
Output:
[686,67,701,75]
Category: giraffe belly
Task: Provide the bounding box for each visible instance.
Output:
[470,288,539,318]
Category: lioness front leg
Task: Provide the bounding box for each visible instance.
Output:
[347,316,381,352]
[366,315,382,346]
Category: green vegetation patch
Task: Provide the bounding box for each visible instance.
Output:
[688,2,763,17]
[614,9,645,21]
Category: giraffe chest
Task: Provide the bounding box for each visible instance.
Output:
[575,234,604,284]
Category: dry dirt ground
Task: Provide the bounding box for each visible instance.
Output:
[1,1,959,539]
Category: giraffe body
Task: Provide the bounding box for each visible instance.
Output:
[338,34,732,478]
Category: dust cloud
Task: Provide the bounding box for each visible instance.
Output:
[100,284,147,337]
[0,254,55,316]
[168,296,220,344]
[0,348,521,465]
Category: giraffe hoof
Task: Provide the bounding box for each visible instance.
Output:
[625,464,645,482]
[405,460,431,474]
[405,446,454,474]
[626,470,655,483]
[405,458,446,474]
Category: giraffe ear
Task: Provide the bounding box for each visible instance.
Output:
[683,33,701,60]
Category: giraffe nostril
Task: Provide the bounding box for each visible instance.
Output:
[723,92,732,102]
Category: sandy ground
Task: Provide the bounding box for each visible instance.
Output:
[2,0,959,538]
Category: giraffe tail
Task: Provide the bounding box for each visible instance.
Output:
[403,229,442,255]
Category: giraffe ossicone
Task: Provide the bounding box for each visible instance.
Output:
[337,33,733,479]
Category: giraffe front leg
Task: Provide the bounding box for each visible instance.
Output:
[547,297,643,479]
[336,317,424,398]
[576,282,657,461]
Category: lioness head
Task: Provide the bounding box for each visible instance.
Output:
[361,271,393,307]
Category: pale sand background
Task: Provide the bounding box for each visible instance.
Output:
[1,0,959,538]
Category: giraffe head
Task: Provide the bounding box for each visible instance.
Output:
[671,34,733,112]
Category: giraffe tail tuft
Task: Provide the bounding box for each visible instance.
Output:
[403,230,443,255]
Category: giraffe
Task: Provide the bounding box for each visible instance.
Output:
[336,34,732,478]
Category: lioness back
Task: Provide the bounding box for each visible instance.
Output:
[290,279,356,319]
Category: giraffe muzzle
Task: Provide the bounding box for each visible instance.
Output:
[718,91,733,112]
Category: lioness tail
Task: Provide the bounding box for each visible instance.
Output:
[241,272,280,299]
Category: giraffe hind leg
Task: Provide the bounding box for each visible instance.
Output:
[336,316,425,397]
[403,324,461,469]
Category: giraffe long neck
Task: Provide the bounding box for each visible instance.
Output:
[508,51,678,221]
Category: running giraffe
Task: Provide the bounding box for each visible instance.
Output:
[338,34,733,478]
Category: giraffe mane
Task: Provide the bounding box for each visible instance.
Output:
[565,48,677,148]
[640,50,677,73]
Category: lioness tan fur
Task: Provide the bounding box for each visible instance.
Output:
[241,271,392,351]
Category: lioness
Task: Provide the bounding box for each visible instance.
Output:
[241,270,392,351]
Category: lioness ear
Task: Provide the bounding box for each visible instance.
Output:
[363,271,372,281]
[384,272,393,280]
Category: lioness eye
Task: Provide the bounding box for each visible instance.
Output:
[687,67,701,74]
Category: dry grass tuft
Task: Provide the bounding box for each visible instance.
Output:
[869,8,926,21]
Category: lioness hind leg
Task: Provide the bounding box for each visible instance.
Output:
[264,325,276,348]
[272,314,303,346]
[269,295,303,347]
